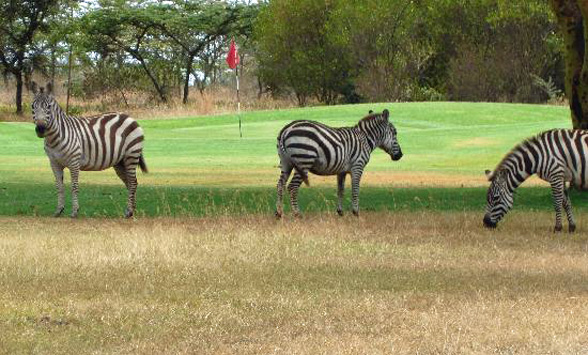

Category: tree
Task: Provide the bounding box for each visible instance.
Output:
[152,1,255,104]
[255,0,353,106]
[83,4,171,102]
[0,0,60,114]
[83,1,256,104]
[434,0,559,103]
[550,0,588,128]
[338,0,431,102]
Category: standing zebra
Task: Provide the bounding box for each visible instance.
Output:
[275,109,403,218]
[31,82,147,218]
[483,129,588,232]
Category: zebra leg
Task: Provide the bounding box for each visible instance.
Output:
[124,163,139,218]
[275,168,292,219]
[69,164,80,218]
[50,162,65,217]
[350,168,363,217]
[288,172,305,217]
[337,172,346,216]
[114,163,130,189]
[550,178,565,232]
[563,188,576,233]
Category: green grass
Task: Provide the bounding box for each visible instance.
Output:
[5,183,588,218]
[0,102,574,217]
[3,103,588,353]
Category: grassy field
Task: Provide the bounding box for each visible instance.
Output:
[2,213,588,353]
[0,102,573,217]
[3,102,588,353]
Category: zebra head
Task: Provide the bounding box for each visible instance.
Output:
[31,82,55,138]
[379,109,403,161]
[484,169,514,228]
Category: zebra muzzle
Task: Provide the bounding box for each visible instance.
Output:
[392,151,403,161]
[483,215,497,229]
[35,124,46,138]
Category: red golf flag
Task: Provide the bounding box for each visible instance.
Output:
[226,38,239,69]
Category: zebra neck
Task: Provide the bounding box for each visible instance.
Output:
[45,106,69,142]
[355,128,377,151]
[502,165,530,190]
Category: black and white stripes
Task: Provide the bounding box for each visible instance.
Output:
[32,83,147,218]
[275,109,402,218]
[483,129,588,232]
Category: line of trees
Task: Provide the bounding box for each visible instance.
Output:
[256,0,563,106]
[1,0,258,115]
[0,0,572,115]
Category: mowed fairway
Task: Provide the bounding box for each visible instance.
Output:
[3,102,588,353]
[0,102,576,217]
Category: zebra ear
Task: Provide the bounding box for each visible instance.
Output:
[382,109,389,120]
[46,82,53,95]
[484,169,494,181]
[368,110,374,114]
[485,169,495,181]
[31,81,38,94]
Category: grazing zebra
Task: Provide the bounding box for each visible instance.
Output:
[275,109,403,218]
[483,129,588,232]
[31,82,147,218]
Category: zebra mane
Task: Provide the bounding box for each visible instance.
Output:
[357,112,386,126]
[493,132,545,174]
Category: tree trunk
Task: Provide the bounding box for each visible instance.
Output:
[137,56,167,103]
[551,0,587,128]
[66,45,73,114]
[183,54,194,105]
[15,70,23,115]
[50,46,56,89]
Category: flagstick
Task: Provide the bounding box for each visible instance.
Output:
[236,66,242,138]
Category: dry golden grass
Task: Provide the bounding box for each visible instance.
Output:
[2,211,588,353]
[0,80,296,122]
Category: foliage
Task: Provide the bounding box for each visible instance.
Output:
[79,0,257,104]
[255,0,353,106]
[440,0,561,102]
[254,0,564,105]
[0,0,63,113]
[0,0,570,111]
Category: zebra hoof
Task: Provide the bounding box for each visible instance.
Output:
[275,211,282,219]
[553,225,563,233]
[70,211,78,218]
[53,207,64,217]
[569,224,577,233]
[293,212,302,219]
[337,209,344,217]
[352,210,359,217]
[124,208,134,219]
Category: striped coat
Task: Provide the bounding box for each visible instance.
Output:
[484,129,588,232]
[32,83,147,218]
[275,109,402,217]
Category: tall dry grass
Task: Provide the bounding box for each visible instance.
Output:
[1,211,588,353]
[0,78,297,122]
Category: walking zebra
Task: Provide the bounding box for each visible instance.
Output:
[275,109,403,218]
[483,129,588,232]
[31,82,147,218]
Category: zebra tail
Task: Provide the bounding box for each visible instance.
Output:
[139,154,149,173]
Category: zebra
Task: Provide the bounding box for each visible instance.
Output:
[483,129,588,232]
[275,109,403,218]
[31,82,147,218]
